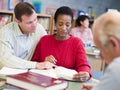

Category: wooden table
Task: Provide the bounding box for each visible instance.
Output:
[85,47,105,71]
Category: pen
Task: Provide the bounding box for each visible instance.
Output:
[52,66,56,69]
[27,68,31,72]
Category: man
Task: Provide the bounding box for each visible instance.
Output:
[0,2,55,69]
[82,11,120,90]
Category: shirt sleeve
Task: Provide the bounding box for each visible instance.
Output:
[0,53,37,69]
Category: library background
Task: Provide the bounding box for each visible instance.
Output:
[0,0,120,90]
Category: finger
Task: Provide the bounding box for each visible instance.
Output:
[73,74,89,81]
[50,55,57,64]
[45,55,57,64]
[80,77,87,82]
[81,84,89,90]
[44,62,57,69]
[82,84,95,90]
[79,72,89,78]
[80,76,89,81]
[48,58,56,64]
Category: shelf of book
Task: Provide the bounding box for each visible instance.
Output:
[37,14,53,34]
[0,10,14,29]
[0,10,54,34]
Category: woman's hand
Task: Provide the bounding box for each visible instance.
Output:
[45,55,57,64]
[36,61,56,70]
[73,71,90,82]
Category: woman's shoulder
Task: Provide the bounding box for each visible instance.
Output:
[70,35,83,43]
[41,34,54,40]
[69,36,84,48]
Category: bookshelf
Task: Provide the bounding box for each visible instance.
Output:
[0,10,13,29]
[37,14,53,34]
[71,19,76,29]
[0,11,53,34]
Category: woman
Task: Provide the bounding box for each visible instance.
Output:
[32,6,91,81]
[70,15,93,46]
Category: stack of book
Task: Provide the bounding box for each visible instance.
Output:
[0,78,6,89]
[6,72,68,90]
[0,66,79,90]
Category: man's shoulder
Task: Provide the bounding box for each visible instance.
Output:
[36,23,44,28]
[36,23,46,31]
[110,58,120,68]
[0,22,17,34]
[106,58,120,75]
[0,22,16,29]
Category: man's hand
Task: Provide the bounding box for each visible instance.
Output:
[36,61,56,69]
[81,83,95,90]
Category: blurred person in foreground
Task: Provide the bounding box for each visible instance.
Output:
[82,11,120,90]
[0,2,55,69]
[32,6,92,81]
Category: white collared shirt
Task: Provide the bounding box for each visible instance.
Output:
[0,22,47,69]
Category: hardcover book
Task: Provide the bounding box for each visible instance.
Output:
[6,72,68,90]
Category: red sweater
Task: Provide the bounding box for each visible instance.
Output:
[32,35,91,75]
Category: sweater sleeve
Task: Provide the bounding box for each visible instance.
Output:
[75,39,92,77]
[31,39,41,62]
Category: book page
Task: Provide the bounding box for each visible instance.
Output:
[54,66,78,80]
[30,69,58,78]
[30,66,78,81]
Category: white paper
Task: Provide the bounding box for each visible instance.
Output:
[0,67,27,75]
[30,69,58,78]
[54,66,77,80]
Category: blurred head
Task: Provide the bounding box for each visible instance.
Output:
[76,15,89,28]
[93,11,120,64]
[14,2,37,35]
[54,6,73,40]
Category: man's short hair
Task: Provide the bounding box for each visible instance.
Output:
[14,2,35,21]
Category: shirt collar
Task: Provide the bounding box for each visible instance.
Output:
[14,22,24,36]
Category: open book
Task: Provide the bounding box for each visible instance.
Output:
[31,66,78,81]
[0,66,78,81]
